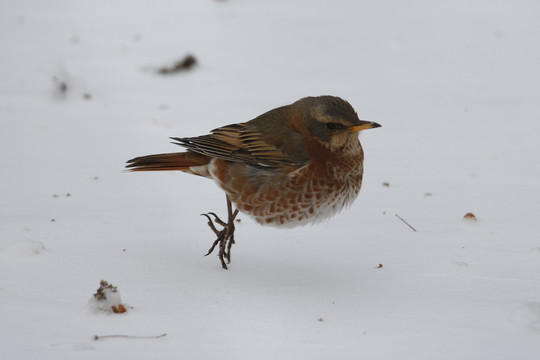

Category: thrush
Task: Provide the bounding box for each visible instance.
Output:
[126,96,380,269]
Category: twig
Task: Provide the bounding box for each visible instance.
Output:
[93,333,167,341]
[394,214,417,232]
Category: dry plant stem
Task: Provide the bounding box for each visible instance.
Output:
[202,196,239,269]
[395,214,417,232]
[94,333,167,341]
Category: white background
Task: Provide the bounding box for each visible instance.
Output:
[1,1,539,359]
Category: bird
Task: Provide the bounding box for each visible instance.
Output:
[126,96,380,269]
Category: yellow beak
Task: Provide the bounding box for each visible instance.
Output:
[348,121,382,132]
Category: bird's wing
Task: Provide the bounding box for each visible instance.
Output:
[171,110,310,167]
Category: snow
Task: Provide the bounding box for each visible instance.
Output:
[1,0,539,359]
[0,239,45,258]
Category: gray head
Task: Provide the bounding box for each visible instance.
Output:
[293,96,381,151]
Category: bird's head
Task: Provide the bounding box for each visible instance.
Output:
[295,96,381,152]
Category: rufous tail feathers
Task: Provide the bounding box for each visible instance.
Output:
[125,152,210,172]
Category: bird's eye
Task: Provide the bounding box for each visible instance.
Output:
[326,122,345,130]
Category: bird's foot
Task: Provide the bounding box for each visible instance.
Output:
[201,210,238,269]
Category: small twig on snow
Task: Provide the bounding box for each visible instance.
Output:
[93,333,167,341]
[394,214,417,232]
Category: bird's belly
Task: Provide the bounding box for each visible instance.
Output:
[210,159,363,227]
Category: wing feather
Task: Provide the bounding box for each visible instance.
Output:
[171,108,309,167]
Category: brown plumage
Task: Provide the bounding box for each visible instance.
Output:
[126,96,380,269]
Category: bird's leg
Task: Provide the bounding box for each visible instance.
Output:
[201,196,239,269]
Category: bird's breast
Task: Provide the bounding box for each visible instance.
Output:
[209,151,364,227]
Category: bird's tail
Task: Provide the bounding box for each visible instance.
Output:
[125,152,210,173]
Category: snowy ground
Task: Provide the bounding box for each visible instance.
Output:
[1,1,540,359]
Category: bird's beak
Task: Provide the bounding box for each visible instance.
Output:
[348,121,382,133]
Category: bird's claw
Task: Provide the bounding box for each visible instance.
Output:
[201,211,237,270]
